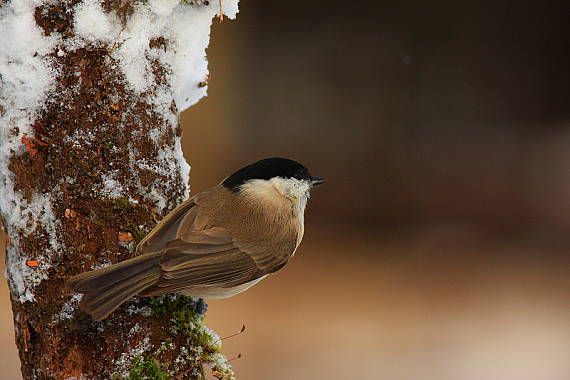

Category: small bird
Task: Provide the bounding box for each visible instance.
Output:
[67,157,325,320]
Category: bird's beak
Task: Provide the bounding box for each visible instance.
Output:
[311,176,326,187]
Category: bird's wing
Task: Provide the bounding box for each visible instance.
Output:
[135,198,199,254]
[138,227,295,296]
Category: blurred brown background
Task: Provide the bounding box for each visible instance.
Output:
[2,1,569,379]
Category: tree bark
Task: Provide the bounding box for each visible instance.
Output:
[1,0,238,378]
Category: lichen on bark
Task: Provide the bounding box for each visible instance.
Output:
[0,0,239,378]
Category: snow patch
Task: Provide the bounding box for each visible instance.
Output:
[1,191,61,302]
[208,352,236,380]
[128,142,191,214]
[175,135,191,197]
[126,303,152,317]
[108,0,239,111]
[74,0,120,43]
[52,293,83,324]
[100,171,126,198]
[113,335,152,377]
[0,0,61,113]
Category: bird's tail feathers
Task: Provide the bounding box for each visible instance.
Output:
[66,252,162,321]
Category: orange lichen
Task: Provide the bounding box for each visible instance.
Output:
[26,260,40,267]
[21,133,49,157]
[118,231,134,242]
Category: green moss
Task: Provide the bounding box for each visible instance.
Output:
[149,294,204,330]
[194,328,219,354]
[130,226,147,245]
[125,356,171,380]
[148,295,218,353]
[120,217,148,245]
[114,197,134,210]
[143,295,232,378]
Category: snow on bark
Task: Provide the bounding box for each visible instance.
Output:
[0,0,239,378]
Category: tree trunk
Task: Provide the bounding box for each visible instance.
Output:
[0,0,238,378]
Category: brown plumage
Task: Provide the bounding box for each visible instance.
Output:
[67,157,321,321]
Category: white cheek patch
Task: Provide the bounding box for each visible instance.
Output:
[269,177,311,200]
[240,177,311,213]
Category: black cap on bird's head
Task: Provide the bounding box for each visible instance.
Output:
[223,157,325,192]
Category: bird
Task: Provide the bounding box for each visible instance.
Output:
[67,157,325,320]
